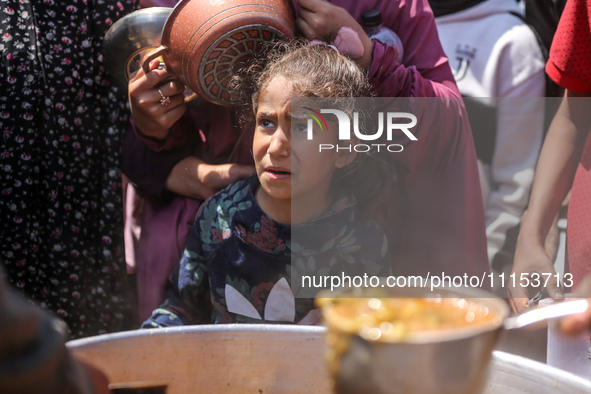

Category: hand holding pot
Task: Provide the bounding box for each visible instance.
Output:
[139,0,295,106]
[508,229,564,314]
[297,0,373,71]
[129,58,187,141]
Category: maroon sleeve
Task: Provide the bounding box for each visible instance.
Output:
[121,110,201,200]
[324,1,488,279]
[388,97,490,282]
[333,0,461,98]
[131,115,194,152]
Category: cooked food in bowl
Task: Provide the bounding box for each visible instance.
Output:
[319,296,501,343]
[317,288,509,394]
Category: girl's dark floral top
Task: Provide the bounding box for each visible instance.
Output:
[142,176,390,328]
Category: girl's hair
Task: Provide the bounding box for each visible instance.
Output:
[251,42,372,112]
[237,42,398,250]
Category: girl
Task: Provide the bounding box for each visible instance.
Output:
[142,44,393,327]
[126,0,489,322]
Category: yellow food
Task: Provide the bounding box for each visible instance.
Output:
[319,297,498,342]
[318,295,502,390]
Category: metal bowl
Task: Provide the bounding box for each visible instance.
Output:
[103,7,172,92]
[319,286,510,394]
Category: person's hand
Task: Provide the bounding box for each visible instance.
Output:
[297,0,373,71]
[128,58,187,140]
[165,156,256,200]
[560,274,591,336]
[508,233,564,314]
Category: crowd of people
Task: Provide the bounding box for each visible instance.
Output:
[2,0,591,348]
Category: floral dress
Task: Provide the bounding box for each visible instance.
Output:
[0,0,137,338]
[142,176,391,328]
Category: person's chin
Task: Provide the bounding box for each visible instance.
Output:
[261,182,291,200]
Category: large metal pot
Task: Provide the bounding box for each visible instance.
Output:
[141,0,295,106]
[67,324,591,393]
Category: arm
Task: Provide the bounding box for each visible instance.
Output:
[122,100,255,200]
[367,0,460,98]
[121,122,195,199]
[122,54,198,199]
[296,0,459,98]
[294,1,486,279]
[128,58,187,141]
[509,90,591,313]
[165,156,255,200]
[296,0,374,71]
[141,210,212,327]
[122,128,255,201]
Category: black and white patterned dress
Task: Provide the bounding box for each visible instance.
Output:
[0,0,137,338]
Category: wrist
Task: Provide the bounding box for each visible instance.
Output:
[517,220,547,248]
[196,162,213,185]
[136,126,170,142]
[358,38,374,72]
[521,207,560,245]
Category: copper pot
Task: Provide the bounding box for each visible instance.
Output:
[142,0,295,106]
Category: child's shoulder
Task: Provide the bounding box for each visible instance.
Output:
[196,176,257,223]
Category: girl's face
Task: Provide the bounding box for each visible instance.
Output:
[253,76,354,223]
